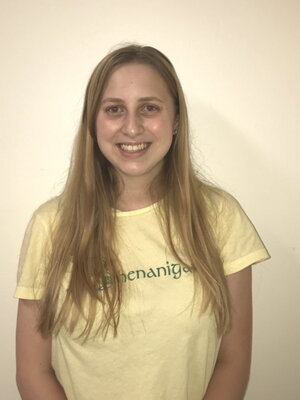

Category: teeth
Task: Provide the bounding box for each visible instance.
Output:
[120,143,148,152]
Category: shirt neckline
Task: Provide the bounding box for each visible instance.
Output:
[115,201,159,217]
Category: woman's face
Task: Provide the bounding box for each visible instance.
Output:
[96,63,177,188]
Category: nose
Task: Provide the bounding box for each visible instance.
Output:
[122,111,143,137]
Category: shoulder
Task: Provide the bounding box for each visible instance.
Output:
[34,196,60,218]
[201,184,241,219]
[200,184,251,240]
[199,182,270,273]
[29,196,61,233]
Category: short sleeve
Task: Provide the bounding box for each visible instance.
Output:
[214,193,270,275]
[14,210,52,299]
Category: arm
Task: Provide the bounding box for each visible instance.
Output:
[16,299,67,400]
[203,266,252,400]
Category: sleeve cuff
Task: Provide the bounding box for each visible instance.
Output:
[14,286,44,300]
[224,248,271,275]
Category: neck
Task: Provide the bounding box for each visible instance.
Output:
[116,175,162,211]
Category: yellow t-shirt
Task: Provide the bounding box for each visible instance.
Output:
[15,191,270,400]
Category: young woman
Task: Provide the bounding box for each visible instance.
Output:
[15,44,270,400]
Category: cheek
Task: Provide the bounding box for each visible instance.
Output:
[147,116,173,137]
[96,119,116,139]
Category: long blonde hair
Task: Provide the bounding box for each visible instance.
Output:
[39,44,230,338]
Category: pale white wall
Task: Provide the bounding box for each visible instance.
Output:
[1,0,299,398]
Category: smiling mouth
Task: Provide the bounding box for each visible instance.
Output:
[118,143,150,153]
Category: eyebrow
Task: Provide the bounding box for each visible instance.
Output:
[101,96,164,104]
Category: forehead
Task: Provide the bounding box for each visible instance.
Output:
[102,63,171,97]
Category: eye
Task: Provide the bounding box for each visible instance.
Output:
[141,104,160,113]
[105,105,124,114]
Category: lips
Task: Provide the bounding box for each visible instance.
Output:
[118,142,150,153]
